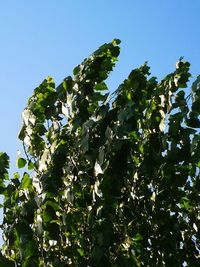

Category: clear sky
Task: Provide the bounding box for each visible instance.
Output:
[0,0,200,243]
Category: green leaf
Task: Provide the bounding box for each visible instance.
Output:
[43,205,56,223]
[21,172,32,189]
[112,38,121,45]
[192,99,200,113]
[0,152,9,176]
[77,248,84,256]
[28,160,34,170]
[196,161,200,168]
[73,66,80,76]
[17,157,27,169]
[22,257,39,267]
[94,82,108,91]
[192,75,200,92]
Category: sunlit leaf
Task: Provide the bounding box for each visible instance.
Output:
[17,157,27,169]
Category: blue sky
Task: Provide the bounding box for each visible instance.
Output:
[0,0,200,243]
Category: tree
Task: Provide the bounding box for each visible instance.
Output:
[0,39,200,266]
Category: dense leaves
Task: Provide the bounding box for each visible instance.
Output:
[0,40,200,266]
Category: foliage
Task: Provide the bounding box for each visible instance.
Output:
[0,39,200,266]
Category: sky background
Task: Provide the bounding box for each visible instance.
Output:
[0,0,200,244]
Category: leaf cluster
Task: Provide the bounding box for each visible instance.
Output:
[0,40,200,266]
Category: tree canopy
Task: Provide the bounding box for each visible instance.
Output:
[0,39,200,266]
